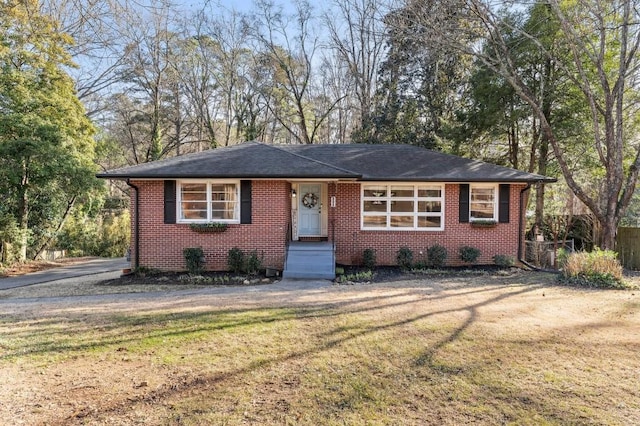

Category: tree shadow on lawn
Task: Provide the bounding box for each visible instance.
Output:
[0,282,537,358]
[21,283,560,423]
[6,272,609,424]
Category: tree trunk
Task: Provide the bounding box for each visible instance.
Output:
[33,196,76,260]
[599,215,618,251]
[535,135,549,232]
[508,121,518,169]
[17,190,28,263]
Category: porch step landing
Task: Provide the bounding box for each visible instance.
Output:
[283,242,335,280]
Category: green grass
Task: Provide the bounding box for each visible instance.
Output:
[1,275,638,425]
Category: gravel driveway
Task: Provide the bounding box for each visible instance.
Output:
[0,272,336,318]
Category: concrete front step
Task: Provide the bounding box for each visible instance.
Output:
[286,251,333,259]
[283,242,335,280]
[287,242,334,251]
[282,270,336,279]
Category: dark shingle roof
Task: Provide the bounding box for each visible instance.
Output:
[97,141,555,183]
[97,143,359,180]
[277,144,554,182]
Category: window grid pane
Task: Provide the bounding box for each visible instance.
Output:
[418,201,441,213]
[418,216,441,228]
[210,183,237,220]
[390,186,414,197]
[391,200,414,213]
[179,182,239,222]
[363,200,387,212]
[363,186,387,197]
[180,183,207,220]
[470,186,496,220]
[390,216,414,228]
[418,187,441,198]
[363,215,387,228]
[362,184,444,230]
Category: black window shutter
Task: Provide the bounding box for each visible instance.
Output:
[499,184,510,223]
[164,180,176,224]
[459,184,470,223]
[240,180,252,224]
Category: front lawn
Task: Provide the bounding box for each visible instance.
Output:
[0,272,638,425]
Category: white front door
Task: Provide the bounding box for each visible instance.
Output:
[298,183,322,236]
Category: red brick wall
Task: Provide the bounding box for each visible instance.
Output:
[129,180,290,271]
[130,179,526,271]
[328,182,526,266]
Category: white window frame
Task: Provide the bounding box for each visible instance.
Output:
[361,183,445,231]
[469,184,498,222]
[177,180,240,223]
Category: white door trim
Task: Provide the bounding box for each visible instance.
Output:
[292,182,328,239]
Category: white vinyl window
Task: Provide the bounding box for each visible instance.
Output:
[470,184,497,221]
[178,180,239,223]
[362,183,444,230]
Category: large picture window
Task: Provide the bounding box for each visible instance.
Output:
[362,184,444,230]
[470,184,497,221]
[178,180,239,222]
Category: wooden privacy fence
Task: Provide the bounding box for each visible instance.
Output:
[617,227,640,270]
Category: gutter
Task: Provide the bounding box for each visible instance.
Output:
[126,179,140,269]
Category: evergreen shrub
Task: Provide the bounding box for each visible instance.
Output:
[183,247,205,274]
[459,246,481,263]
[428,244,447,268]
[396,247,413,270]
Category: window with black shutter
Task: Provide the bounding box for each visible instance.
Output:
[499,184,510,223]
[240,180,252,224]
[459,184,470,223]
[164,180,176,224]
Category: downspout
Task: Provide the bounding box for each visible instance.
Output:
[519,181,559,272]
[518,182,539,270]
[126,179,140,269]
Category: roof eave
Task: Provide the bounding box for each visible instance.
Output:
[97,173,361,180]
[358,177,557,183]
[97,173,556,183]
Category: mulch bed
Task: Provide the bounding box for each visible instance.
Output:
[336,264,522,284]
[98,265,520,287]
[99,270,277,287]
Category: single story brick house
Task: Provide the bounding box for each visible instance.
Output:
[97,142,554,277]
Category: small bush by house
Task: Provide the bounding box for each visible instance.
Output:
[227,247,263,275]
[459,246,481,264]
[244,250,262,276]
[428,244,447,268]
[363,248,376,269]
[183,247,205,274]
[227,247,245,274]
[396,247,413,270]
[493,254,515,267]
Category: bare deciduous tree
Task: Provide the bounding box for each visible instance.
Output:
[117,1,179,162]
[392,0,640,249]
[247,0,343,144]
[324,0,388,137]
[40,0,132,116]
